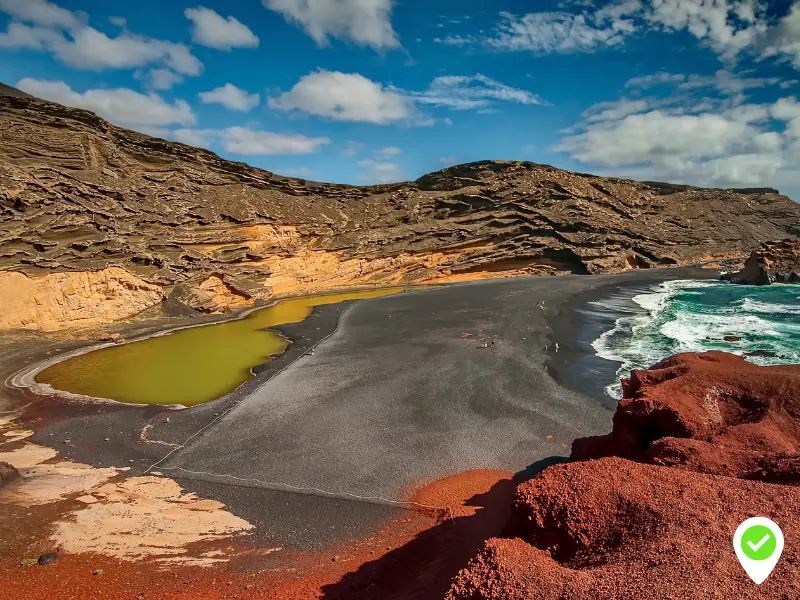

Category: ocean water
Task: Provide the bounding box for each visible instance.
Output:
[590,280,800,398]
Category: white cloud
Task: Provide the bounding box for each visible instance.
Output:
[142,127,330,156]
[583,98,650,122]
[0,0,81,29]
[220,127,330,155]
[170,128,215,148]
[0,0,203,75]
[762,2,800,68]
[457,0,800,75]
[439,156,457,165]
[378,146,403,156]
[486,6,639,53]
[268,70,414,124]
[626,71,687,88]
[139,68,184,91]
[262,0,398,50]
[412,73,549,110]
[556,90,799,189]
[358,159,402,183]
[199,83,260,111]
[342,140,365,156]
[185,6,259,50]
[16,78,196,127]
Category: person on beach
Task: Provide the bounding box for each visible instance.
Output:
[555,342,559,353]
[491,338,496,348]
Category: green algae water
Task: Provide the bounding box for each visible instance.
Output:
[37,289,402,406]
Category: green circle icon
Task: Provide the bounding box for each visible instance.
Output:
[741,524,777,561]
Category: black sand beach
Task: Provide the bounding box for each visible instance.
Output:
[5,266,717,551]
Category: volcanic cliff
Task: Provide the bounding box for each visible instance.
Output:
[2,92,800,330]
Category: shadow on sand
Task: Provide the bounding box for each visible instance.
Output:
[320,456,567,600]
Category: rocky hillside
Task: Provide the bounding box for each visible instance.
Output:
[723,238,800,285]
[2,93,800,330]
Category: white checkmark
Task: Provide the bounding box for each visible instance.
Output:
[748,533,771,552]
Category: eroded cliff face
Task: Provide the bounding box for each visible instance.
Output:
[0,268,163,331]
[2,94,800,330]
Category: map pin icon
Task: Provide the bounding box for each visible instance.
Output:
[734,517,784,584]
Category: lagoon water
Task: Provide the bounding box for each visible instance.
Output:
[38,289,402,406]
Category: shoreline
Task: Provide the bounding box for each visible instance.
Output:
[544,266,718,407]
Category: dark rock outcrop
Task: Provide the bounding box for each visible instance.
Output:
[723,238,800,285]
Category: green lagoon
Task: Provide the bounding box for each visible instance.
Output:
[37,288,402,406]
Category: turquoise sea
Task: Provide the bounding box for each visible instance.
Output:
[590,280,800,398]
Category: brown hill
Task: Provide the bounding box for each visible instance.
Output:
[2,93,799,330]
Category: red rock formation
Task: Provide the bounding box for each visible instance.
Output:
[448,353,800,599]
[572,352,800,480]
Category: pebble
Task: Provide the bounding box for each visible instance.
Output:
[93,569,104,576]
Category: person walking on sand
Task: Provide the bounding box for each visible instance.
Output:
[555,342,559,353]
[491,338,496,348]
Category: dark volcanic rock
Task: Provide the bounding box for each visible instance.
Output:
[723,238,800,285]
[0,461,20,487]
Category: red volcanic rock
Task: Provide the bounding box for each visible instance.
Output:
[448,354,800,599]
[448,458,800,599]
[571,351,800,480]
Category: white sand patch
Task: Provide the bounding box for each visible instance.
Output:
[1,428,33,444]
[0,440,58,468]
[4,462,119,505]
[51,476,253,561]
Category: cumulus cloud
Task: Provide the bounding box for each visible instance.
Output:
[627,69,782,94]
[0,0,203,75]
[185,6,259,50]
[412,74,549,110]
[262,0,398,50]
[358,159,403,183]
[485,2,640,53]
[555,89,798,189]
[219,127,330,155]
[268,70,414,124]
[199,83,260,111]
[378,146,403,156]
[138,68,184,91]
[142,127,330,156]
[451,0,800,73]
[16,78,196,127]
[0,0,81,29]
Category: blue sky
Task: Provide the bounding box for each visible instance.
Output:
[0,0,799,200]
